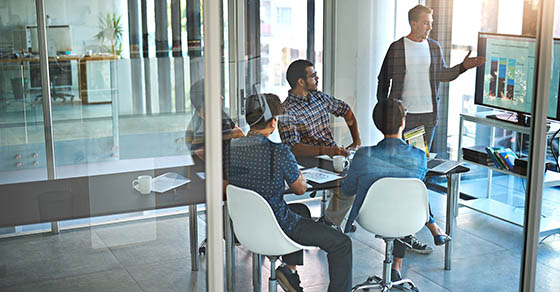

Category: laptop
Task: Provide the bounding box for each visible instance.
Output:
[428,158,462,174]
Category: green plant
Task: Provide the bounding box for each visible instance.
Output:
[95,13,123,56]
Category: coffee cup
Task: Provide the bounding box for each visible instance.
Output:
[132,175,152,194]
[333,155,349,172]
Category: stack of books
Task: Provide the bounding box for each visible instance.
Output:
[485,147,518,171]
[462,146,493,166]
[513,157,528,175]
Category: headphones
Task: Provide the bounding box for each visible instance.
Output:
[246,84,273,127]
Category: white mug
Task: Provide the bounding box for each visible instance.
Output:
[333,155,349,172]
[132,175,152,194]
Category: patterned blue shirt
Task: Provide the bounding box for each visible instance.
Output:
[340,138,428,233]
[228,132,302,235]
[279,90,350,147]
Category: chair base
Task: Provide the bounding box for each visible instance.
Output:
[352,275,417,291]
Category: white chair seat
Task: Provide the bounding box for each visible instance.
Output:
[226,184,314,255]
[352,177,430,292]
[356,177,429,238]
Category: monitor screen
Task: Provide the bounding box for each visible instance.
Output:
[27,25,73,53]
[475,33,560,121]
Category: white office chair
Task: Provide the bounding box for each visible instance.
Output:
[352,177,430,292]
[226,185,315,292]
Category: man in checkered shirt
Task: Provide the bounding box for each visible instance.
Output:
[279,59,362,229]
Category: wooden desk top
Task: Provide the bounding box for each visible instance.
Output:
[0,54,119,64]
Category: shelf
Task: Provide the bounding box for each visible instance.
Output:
[460,198,560,237]
[461,158,560,187]
[461,159,526,178]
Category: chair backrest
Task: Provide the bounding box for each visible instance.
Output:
[356,177,429,238]
[226,185,311,256]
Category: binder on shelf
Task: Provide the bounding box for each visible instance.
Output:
[497,148,517,171]
[485,146,506,169]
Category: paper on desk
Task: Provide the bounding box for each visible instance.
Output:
[152,172,191,193]
[301,167,342,184]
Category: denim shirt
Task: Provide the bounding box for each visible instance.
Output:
[341,138,427,233]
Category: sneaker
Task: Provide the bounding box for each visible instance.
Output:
[403,235,433,254]
[276,265,304,292]
[391,269,402,282]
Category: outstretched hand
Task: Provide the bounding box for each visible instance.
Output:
[463,50,485,70]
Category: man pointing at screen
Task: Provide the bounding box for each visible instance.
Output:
[376,4,484,254]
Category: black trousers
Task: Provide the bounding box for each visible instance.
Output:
[282,203,353,292]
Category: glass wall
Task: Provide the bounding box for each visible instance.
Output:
[428,0,558,290]
[536,1,560,291]
[0,0,49,188]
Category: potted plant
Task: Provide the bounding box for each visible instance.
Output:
[95,13,123,56]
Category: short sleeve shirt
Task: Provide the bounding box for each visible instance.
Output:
[279,90,350,147]
[228,132,302,235]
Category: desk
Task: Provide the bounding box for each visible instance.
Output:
[0,55,117,104]
[0,155,205,272]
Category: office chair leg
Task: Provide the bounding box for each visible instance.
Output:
[268,256,278,292]
[382,239,394,287]
[353,237,418,291]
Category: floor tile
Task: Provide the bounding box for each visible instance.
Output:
[0,229,120,288]
[0,268,143,292]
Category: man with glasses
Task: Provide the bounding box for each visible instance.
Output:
[279,59,362,230]
[377,4,484,253]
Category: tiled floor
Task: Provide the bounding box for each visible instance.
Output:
[1,185,560,291]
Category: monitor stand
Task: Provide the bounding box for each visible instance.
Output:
[487,112,530,127]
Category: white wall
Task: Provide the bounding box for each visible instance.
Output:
[0,0,129,56]
[331,0,402,147]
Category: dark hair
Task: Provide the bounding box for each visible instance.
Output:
[189,79,205,111]
[373,99,406,135]
[246,93,283,130]
[286,59,314,89]
[408,4,432,24]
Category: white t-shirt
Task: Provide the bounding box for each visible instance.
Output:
[402,37,433,113]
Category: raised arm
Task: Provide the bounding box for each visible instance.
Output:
[344,108,361,149]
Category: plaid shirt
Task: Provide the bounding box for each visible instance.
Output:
[279,90,350,148]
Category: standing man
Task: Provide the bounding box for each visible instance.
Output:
[377,4,484,253]
[377,4,485,148]
[279,59,362,229]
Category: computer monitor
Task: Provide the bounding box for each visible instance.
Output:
[27,25,73,53]
[474,32,560,123]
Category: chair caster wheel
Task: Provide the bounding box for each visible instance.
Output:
[198,246,206,255]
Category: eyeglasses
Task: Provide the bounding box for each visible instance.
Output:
[307,72,318,79]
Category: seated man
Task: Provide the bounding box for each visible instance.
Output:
[340,98,451,284]
[229,93,352,292]
[279,59,362,229]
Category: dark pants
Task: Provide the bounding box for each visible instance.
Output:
[393,205,435,259]
[404,112,437,151]
[283,203,353,292]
